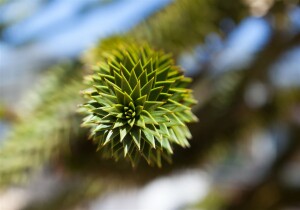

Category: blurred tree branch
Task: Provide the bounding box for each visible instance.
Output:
[172,31,300,166]
[224,123,300,210]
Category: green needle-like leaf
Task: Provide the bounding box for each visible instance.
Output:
[80,41,198,166]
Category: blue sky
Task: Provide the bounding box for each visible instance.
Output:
[0,0,299,103]
[1,0,172,54]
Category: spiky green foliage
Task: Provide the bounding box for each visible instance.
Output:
[81,42,198,166]
[0,0,248,187]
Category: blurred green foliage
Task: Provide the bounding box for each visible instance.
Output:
[0,0,299,209]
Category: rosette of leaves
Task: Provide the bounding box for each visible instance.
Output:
[81,42,198,166]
